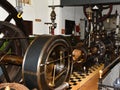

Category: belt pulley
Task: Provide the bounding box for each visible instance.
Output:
[22,35,73,90]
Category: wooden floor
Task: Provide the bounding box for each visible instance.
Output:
[68,64,104,90]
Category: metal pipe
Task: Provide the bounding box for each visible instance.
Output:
[54,82,69,90]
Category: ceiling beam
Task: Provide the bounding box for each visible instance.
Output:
[60,0,120,6]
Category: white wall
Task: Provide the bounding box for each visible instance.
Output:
[58,6,84,34]
[7,0,49,35]
[1,0,84,35]
[1,1,120,35]
[31,0,49,34]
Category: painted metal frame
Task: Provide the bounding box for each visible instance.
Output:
[60,0,120,6]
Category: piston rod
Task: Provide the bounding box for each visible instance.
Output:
[40,55,72,66]
[0,54,72,66]
[0,55,23,65]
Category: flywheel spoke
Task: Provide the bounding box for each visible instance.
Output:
[0,65,11,82]
[55,67,67,81]
[5,14,12,22]
[0,21,28,83]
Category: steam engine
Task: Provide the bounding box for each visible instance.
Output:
[0,0,119,90]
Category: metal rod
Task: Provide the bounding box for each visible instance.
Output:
[48,5,63,8]
[0,37,29,40]
[119,66,120,78]
[0,55,23,65]
[40,55,71,66]
[60,51,63,65]
[52,65,56,86]
[54,82,69,90]
[0,65,11,82]
[55,67,67,81]
[102,56,120,79]
[1,53,70,66]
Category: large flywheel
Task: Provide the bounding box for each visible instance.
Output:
[0,0,28,36]
[22,35,73,90]
[0,21,28,83]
